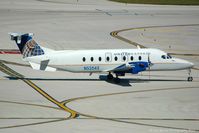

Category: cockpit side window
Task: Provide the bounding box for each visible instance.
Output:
[161,55,166,59]
[162,54,172,59]
[167,54,172,59]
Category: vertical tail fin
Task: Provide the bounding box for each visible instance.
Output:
[9,33,45,58]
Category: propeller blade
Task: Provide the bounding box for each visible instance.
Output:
[148,54,151,80]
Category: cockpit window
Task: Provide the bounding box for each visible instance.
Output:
[161,55,166,59]
[167,54,172,59]
[162,54,172,59]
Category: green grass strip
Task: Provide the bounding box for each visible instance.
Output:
[109,0,199,5]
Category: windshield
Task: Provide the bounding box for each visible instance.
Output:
[167,54,172,59]
[161,54,172,59]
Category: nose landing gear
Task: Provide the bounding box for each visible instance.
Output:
[187,69,193,82]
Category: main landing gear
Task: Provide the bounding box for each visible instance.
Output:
[107,73,114,80]
[107,73,121,83]
[187,69,193,82]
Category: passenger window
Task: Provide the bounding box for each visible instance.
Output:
[106,56,110,62]
[138,56,142,60]
[91,57,94,62]
[82,57,86,62]
[99,57,102,61]
[130,56,134,61]
[105,53,112,62]
[123,56,126,61]
[114,56,118,61]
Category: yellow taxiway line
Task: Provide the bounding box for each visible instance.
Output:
[110,24,199,70]
[0,62,78,118]
[110,24,199,49]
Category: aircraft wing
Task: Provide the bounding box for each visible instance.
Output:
[104,61,149,74]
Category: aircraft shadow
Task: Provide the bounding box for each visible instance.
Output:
[6,76,132,86]
[99,75,185,87]
[6,76,185,87]
[6,75,185,87]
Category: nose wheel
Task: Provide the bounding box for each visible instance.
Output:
[187,77,193,82]
[187,69,193,82]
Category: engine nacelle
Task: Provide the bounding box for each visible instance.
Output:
[130,61,149,74]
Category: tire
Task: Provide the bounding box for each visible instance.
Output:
[107,74,113,80]
[187,77,193,82]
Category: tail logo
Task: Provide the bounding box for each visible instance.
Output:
[26,39,36,49]
[9,33,45,58]
[22,39,44,58]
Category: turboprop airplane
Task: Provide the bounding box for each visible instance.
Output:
[9,33,194,83]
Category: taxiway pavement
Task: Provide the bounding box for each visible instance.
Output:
[0,0,199,132]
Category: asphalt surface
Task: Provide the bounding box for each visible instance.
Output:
[0,0,199,133]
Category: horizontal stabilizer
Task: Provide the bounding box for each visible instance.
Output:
[29,61,56,72]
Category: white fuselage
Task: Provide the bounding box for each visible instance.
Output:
[24,48,194,73]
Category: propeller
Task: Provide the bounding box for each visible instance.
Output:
[147,54,152,80]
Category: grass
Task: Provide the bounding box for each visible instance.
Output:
[109,0,199,5]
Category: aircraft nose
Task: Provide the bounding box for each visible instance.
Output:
[175,58,194,69]
[183,59,194,68]
[188,62,194,68]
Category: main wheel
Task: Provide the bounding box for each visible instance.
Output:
[187,77,193,82]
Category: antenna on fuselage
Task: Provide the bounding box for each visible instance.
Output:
[137,45,141,49]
